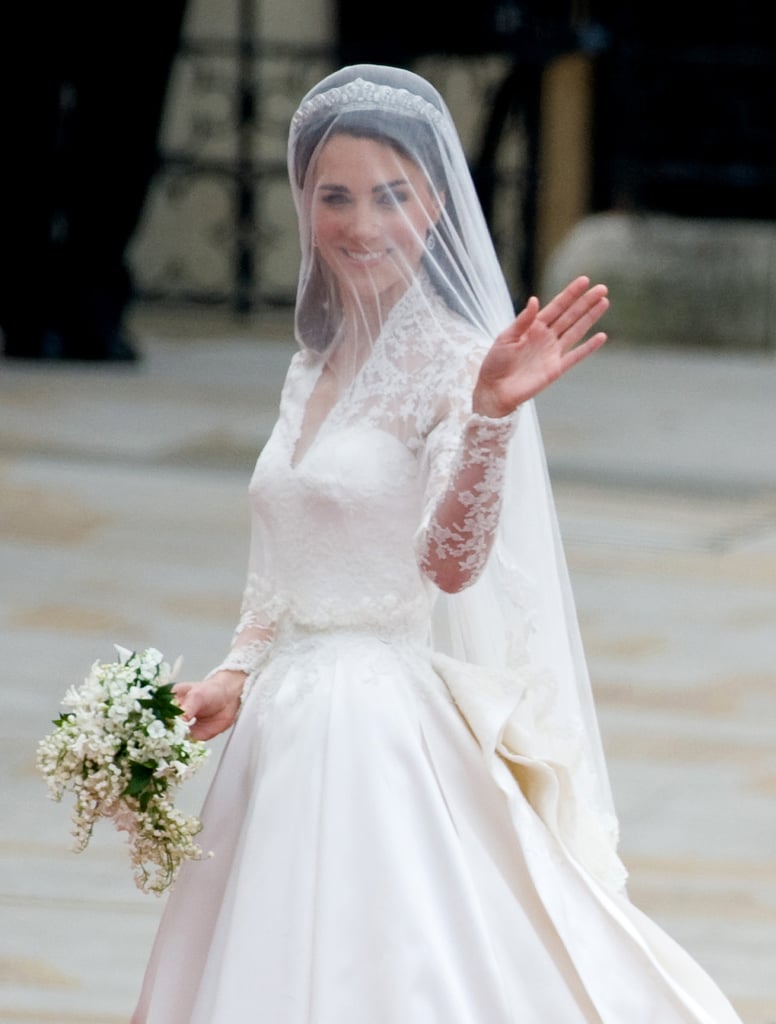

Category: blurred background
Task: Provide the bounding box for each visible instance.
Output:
[1,1,774,1022]
[2,0,775,357]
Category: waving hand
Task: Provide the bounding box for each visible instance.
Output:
[473,276,609,419]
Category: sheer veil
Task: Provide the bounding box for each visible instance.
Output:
[288,65,625,890]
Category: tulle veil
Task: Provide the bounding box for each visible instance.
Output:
[287,63,625,889]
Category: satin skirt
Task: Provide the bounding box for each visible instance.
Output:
[133,630,741,1023]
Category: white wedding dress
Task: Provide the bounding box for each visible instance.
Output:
[133,281,742,1023]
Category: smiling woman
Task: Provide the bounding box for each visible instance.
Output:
[311,134,442,317]
[131,64,744,1024]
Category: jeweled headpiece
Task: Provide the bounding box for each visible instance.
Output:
[289,78,445,141]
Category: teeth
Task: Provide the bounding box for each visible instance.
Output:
[345,250,385,262]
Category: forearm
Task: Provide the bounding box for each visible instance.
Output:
[208,573,277,680]
[207,625,274,678]
[416,410,517,593]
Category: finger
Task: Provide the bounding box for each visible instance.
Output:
[191,720,218,741]
[514,296,540,337]
[172,682,192,707]
[499,295,540,344]
[561,330,608,372]
[546,286,608,341]
[557,295,610,353]
[536,276,593,328]
[175,684,203,721]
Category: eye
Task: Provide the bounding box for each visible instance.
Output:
[320,192,350,206]
[377,188,409,207]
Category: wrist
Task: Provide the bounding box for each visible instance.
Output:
[208,668,247,700]
[472,384,513,419]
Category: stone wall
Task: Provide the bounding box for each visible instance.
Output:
[130,3,776,353]
[127,1,590,312]
[128,0,334,308]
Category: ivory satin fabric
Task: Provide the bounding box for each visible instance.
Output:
[133,344,741,1023]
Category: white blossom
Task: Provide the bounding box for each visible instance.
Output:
[37,646,210,895]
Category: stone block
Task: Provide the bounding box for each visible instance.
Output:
[541,212,776,350]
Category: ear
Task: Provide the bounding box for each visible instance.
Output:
[429,187,446,226]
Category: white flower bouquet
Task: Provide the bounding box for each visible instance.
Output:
[37,645,210,895]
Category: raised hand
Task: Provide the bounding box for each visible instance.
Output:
[473,276,609,419]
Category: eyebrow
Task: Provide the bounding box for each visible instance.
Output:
[317,179,410,194]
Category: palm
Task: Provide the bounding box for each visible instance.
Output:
[474,276,609,418]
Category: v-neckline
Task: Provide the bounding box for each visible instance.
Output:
[287,282,417,469]
[290,338,377,470]
[289,358,338,470]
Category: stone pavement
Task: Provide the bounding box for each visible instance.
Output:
[1,306,774,1023]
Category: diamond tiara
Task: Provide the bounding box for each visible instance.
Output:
[290,78,445,137]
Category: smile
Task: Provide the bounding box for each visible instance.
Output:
[342,249,390,264]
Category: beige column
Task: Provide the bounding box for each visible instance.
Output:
[536,52,594,282]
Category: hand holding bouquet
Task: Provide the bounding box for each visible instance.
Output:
[37,646,210,895]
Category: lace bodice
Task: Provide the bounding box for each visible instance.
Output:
[213,279,517,677]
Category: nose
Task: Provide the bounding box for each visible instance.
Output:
[347,201,381,245]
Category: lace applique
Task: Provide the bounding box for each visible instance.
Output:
[417,411,518,593]
[306,274,493,457]
[238,573,429,635]
[245,635,454,725]
[206,640,272,679]
[244,635,367,724]
[206,578,277,679]
[217,277,512,673]
[305,279,518,596]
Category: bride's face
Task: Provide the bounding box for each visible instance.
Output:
[310,133,441,311]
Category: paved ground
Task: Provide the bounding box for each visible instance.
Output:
[1,306,774,1023]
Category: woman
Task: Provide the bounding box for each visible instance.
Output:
[133,65,742,1022]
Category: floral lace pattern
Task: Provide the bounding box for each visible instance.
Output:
[417,412,517,591]
[231,574,430,639]
[207,639,272,679]
[213,276,518,684]
[244,631,456,727]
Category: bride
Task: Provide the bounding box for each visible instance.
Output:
[133,64,742,1022]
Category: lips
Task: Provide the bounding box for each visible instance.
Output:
[342,249,390,264]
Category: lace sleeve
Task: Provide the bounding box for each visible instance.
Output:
[206,351,312,680]
[206,573,276,679]
[415,404,520,595]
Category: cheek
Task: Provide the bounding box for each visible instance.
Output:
[391,212,429,257]
[312,208,338,245]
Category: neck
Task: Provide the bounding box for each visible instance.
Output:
[337,275,415,346]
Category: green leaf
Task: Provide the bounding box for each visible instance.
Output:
[123,760,163,813]
[139,683,184,725]
[123,761,154,795]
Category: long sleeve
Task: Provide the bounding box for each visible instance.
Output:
[415,404,519,594]
[206,501,281,680]
[207,577,276,678]
[205,353,310,682]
